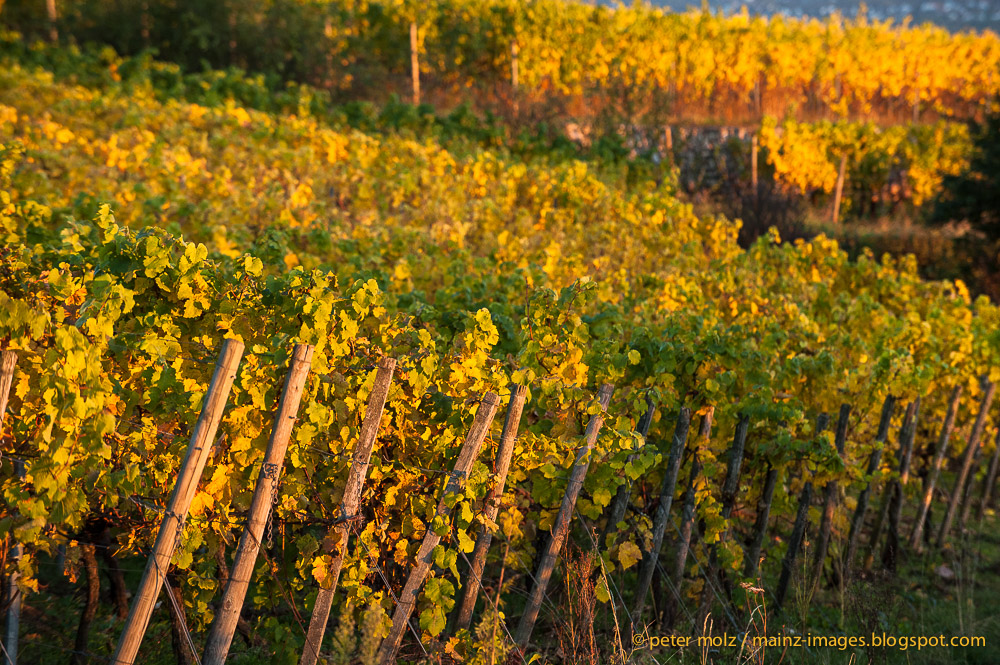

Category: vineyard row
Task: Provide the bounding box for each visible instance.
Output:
[11,0,1000,124]
[1,335,995,662]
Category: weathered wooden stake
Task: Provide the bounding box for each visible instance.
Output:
[831,153,847,225]
[910,386,962,550]
[694,414,750,627]
[452,386,527,633]
[775,413,829,612]
[743,462,779,579]
[300,358,397,665]
[4,354,25,665]
[844,395,896,570]
[410,22,420,106]
[631,407,691,632]
[0,350,15,437]
[511,41,519,89]
[977,426,1000,521]
[112,338,244,665]
[721,418,750,519]
[883,399,920,572]
[662,407,713,629]
[203,344,314,665]
[664,126,674,167]
[46,0,58,42]
[957,445,982,533]
[938,380,996,548]
[775,484,813,612]
[601,397,655,548]
[864,402,916,571]
[809,404,851,595]
[3,469,22,665]
[514,384,614,649]
[864,489,891,571]
[377,392,500,663]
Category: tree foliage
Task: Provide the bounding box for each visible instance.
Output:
[931,112,1000,240]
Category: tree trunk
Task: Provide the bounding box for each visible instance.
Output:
[98,527,129,620]
[71,543,100,665]
[165,575,196,665]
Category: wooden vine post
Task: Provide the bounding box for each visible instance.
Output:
[694,414,750,627]
[977,426,1000,521]
[410,22,420,106]
[775,487,811,612]
[843,395,895,571]
[510,40,520,114]
[452,385,528,633]
[2,350,20,665]
[631,407,692,633]
[743,462,778,579]
[663,407,713,629]
[864,401,916,570]
[514,384,614,649]
[46,0,58,42]
[664,126,674,167]
[775,413,828,612]
[831,152,847,225]
[3,465,24,665]
[957,446,982,532]
[0,350,14,438]
[809,404,851,595]
[111,338,245,665]
[938,380,996,548]
[511,40,519,89]
[377,392,500,663]
[299,358,397,665]
[203,344,315,665]
[909,386,961,549]
[883,399,919,571]
[600,397,655,548]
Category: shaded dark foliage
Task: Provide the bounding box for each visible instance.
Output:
[931,112,1000,240]
[722,177,812,249]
